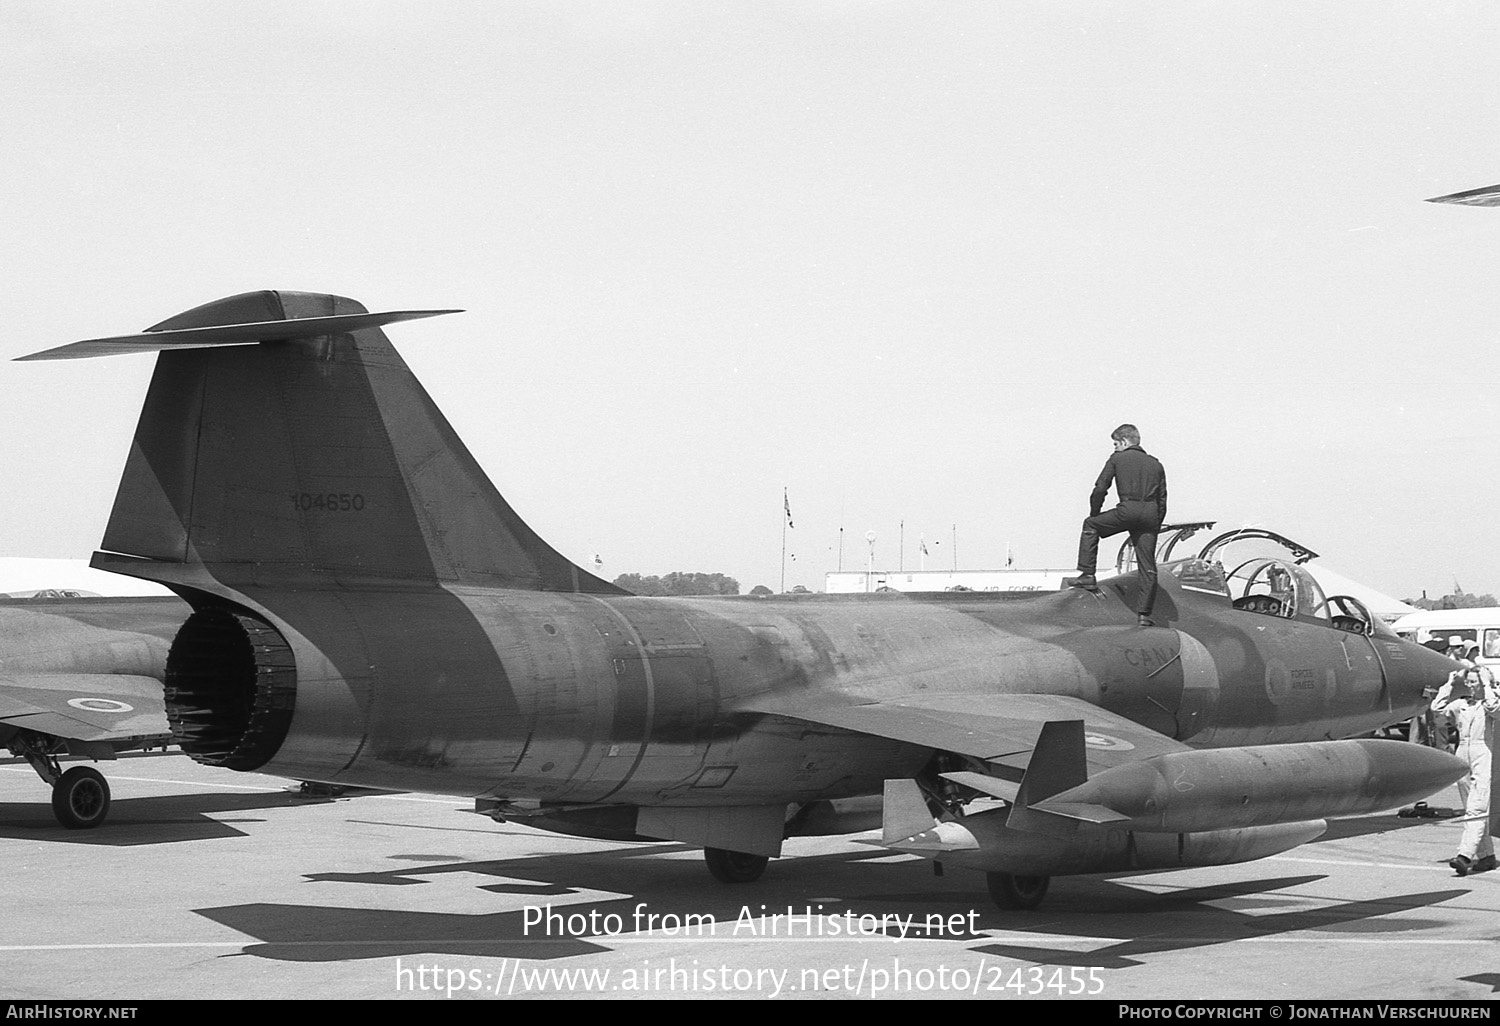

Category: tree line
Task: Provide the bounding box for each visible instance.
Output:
[1403,585,1499,611]
[613,571,742,596]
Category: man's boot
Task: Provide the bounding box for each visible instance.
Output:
[1063,573,1098,591]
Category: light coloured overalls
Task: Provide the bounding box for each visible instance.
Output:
[1431,671,1499,862]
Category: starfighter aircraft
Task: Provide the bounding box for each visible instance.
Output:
[0,595,184,826]
[16,290,1464,909]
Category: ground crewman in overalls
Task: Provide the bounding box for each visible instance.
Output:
[1431,665,1499,876]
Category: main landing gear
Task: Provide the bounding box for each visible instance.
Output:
[50,766,111,830]
[988,871,1050,910]
[12,734,113,829]
[703,847,770,883]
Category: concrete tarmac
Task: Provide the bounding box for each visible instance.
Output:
[0,756,1495,1001]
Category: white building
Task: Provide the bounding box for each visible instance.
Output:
[824,568,1068,594]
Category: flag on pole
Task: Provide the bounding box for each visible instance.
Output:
[920,538,928,556]
[784,488,794,529]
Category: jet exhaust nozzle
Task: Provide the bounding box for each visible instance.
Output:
[163,607,296,771]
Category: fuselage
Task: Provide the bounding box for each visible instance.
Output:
[194,569,1453,807]
[0,597,183,678]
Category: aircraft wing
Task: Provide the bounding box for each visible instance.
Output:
[738,692,1189,775]
[0,673,168,741]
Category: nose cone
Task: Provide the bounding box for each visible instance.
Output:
[1386,639,1462,718]
[1360,739,1468,809]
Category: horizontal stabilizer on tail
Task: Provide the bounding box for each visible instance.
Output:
[17,309,460,361]
[28,289,625,594]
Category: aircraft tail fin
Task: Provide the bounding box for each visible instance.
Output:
[24,291,624,594]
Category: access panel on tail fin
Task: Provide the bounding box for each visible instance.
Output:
[23,290,624,594]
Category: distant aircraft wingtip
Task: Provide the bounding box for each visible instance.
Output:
[1426,183,1500,207]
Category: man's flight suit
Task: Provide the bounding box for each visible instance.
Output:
[1076,445,1168,618]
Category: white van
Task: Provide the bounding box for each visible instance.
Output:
[1389,607,1500,663]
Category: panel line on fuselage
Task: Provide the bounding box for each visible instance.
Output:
[582,596,655,802]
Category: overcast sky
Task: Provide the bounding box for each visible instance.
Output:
[4,2,1500,598]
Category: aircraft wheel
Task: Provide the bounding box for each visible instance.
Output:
[704,847,769,884]
[52,767,111,830]
[987,872,1049,910]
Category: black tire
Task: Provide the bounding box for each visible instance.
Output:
[704,847,769,884]
[987,872,1049,910]
[52,767,111,830]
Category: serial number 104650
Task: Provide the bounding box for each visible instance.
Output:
[289,492,366,512]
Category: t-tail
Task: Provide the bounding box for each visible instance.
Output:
[20,290,624,598]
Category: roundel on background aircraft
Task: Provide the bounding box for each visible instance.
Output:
[67,698,135,714]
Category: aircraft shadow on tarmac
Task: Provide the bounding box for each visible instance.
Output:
[191,839,1470,967]
[971,880,1472,969]
[0,790,338,845]
[199,842,922,962]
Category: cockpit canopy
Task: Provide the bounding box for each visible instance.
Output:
[1226,557,1324,619]
[1166,554,1392,637]
[1129,523,1395,638]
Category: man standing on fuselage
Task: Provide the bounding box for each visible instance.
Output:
[1063,424,1168,627]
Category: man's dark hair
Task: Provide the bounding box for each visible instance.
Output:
[1111,423,1141,445]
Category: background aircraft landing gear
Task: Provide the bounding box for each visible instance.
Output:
[51,766,111,830]
[987,871,1049,910]
[11,733,112,829]
[704,847,769,883]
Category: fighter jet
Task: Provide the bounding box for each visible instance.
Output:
[0,594,184,827]
[16,291,1464,908]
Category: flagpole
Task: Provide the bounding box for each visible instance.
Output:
[837,496,845,572]
[781,488,788,594]
[899,520,904,572]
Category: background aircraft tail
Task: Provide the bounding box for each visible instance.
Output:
[33,290,623,594]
